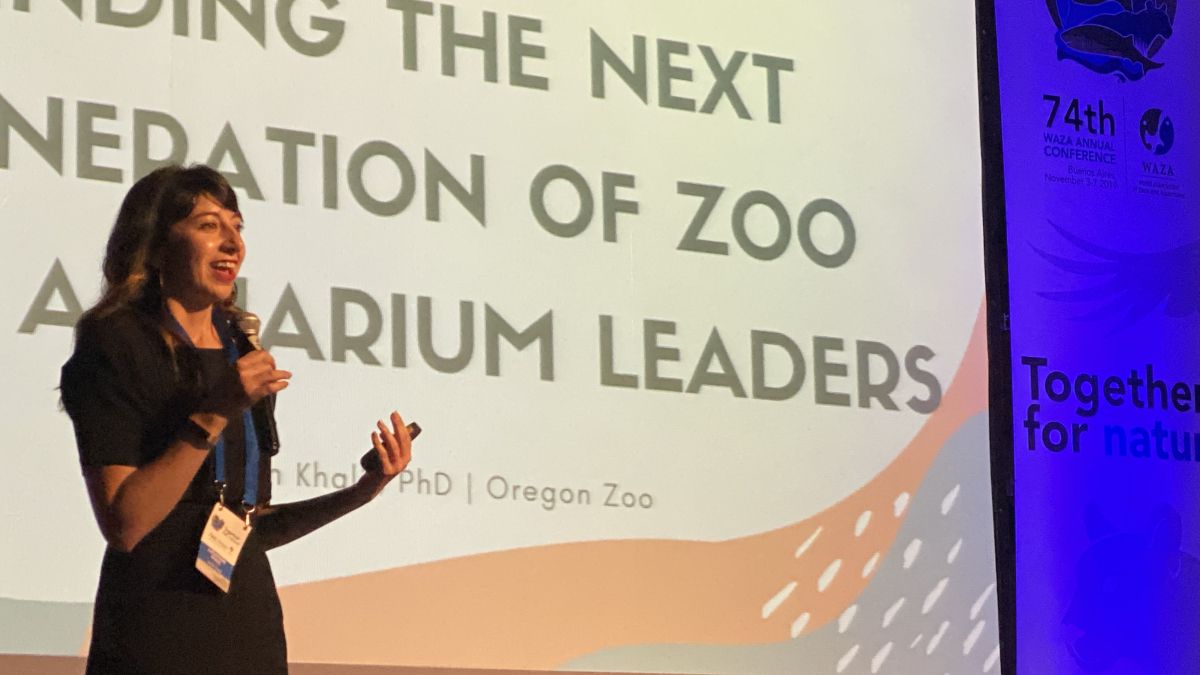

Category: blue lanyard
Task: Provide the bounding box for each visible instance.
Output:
[167,310,260,507]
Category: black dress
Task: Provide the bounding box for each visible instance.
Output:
[61,309,286,675]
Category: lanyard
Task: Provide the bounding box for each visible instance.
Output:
[167,310,260,509]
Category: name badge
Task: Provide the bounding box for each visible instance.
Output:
[196,503,251,593]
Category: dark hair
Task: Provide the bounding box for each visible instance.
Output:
[82,164,241,324]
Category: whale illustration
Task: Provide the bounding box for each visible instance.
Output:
[1046,0,1176,80]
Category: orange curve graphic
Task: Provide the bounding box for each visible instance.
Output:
[279,305,989,669]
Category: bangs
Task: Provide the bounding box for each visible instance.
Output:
[158,165,240,227]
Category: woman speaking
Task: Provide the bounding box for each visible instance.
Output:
[60,164,413,674]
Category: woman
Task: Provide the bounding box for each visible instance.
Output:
[60,164,413,674]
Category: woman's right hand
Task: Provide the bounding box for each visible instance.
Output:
[208,350,292,416]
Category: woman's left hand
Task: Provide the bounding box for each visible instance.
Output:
[357,411,413,498]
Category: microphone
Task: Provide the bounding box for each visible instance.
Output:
[361,422,421,473]
[236,312,280,454]
[236,312,263,350]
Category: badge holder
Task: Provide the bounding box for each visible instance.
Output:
[197,496,251,593]
[171,312,263,593]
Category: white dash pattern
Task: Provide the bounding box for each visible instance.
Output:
[836,644,859,673]
[984,645,1001,672]
[971,583,996,620]
[926,620,950,655]
[871,642,893,673]
[923,577,949,614]
[963,620,986,655]
[947,538,964,564]
[882,597,906,628]
[838,604,857,633]
[903,538,923,569]
[818,559,842,592]
[790,612,810,638]
[795,526,822,558]
[855,510,872,537]
[761,581,796,619]
[941,484,961,515]
[862,552,881,578]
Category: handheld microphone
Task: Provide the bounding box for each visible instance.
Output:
[361,422,421,473]
[236,312,280,454]
[236,311,264,350]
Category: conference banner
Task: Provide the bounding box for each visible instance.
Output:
[1,2,997,672]
[995,1,1200,673]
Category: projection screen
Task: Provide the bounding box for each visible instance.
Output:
[0,2,998,672]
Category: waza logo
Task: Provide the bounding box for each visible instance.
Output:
[1047,0,1177,81]
[1140,108,1176,155]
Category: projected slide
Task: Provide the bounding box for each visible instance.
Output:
[1,2,996,672]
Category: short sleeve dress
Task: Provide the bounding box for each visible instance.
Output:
[60,308,287,675]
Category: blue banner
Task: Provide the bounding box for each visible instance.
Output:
[996,1,1200,672]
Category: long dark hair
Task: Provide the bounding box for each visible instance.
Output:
[74,164,244,390]
[83,164,242,325]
